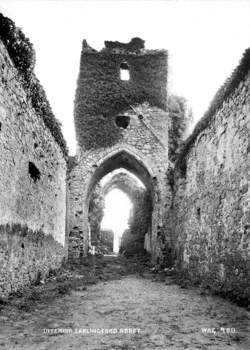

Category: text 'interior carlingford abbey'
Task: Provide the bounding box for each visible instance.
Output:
[0,15,249,306]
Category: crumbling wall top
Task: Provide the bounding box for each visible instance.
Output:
[81,37,167,56]
[104,37,145,54]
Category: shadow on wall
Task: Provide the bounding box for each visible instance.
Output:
[119,188,152,257]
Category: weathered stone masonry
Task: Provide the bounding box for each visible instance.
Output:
[173,69,250,304]
[1,21,249,308]
[68,39,172,262]
[0,41,67,297]
[102,171,152,255]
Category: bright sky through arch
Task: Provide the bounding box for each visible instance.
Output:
[101,189,132,234]
[101,188,133,253]
[1,0,250,154]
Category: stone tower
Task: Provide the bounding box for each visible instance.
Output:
[68,38,172,262]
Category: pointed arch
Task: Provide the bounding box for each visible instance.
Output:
[86,148,154,256]
[67,145,166,260]
[87,147,154,201]
[102,170,145,200]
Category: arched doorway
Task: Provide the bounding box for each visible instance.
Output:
[88,168,152,255]
[70,38,171,265]
[86,150,153,198]
[86,150,153,255]
[68,148,158,260]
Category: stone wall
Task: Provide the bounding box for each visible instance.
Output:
[101,171,151,255]
[173,70,250,305]
[68,139,171,262]
[74,39,168,150]
[102,171,144,199]
[120,188,152,256]
[88,183,104,245]
[99,229,114,253]
[0,41,67,297]
[70,39,171,263]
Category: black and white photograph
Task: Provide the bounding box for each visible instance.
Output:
[0,0,249,349]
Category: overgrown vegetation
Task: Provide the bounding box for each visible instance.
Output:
[0,223,62,245]
[1,255,152,312]
[88,183,105,244]
[75,44,168,150]
[168,95,193,163]
[67,156,78,172]
[176,47,250,174]
[0,13,68,157]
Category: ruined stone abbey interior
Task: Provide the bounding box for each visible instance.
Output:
[0,15,249,311]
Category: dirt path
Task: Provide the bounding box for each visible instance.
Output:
[0,257,249,350]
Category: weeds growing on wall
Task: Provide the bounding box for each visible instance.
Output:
[74,45,168,150]
[168,95,193,163]
[88,183,105,244]
[176,47,250,175]
[0,13,68,158]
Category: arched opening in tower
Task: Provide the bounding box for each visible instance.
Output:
[86,151,153,257]
[120,62,130,81]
